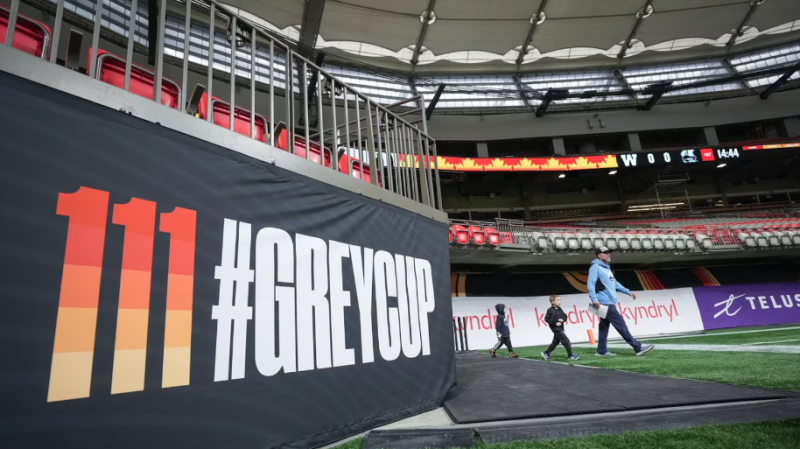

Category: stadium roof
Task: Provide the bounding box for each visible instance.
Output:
[223,0,800,71]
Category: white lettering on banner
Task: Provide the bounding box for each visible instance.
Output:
[213,220,437,381]
[375,251,401,361]
[329,241,355,368]
[296,234,332,371]
[742,295,798,312]
[254,227,296,376]
[212,219,254,382]
[351,245,375,363]
[451,289,704,350]
[415,259,436,356]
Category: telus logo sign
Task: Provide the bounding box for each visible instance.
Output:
[714,293,800,319]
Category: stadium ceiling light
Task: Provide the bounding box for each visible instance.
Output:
[420,10,436,25]
[717,163,727,168]
[530,11,546,25]
[608,170,617,175]
[558,173,566,179]
[636,4,654,20]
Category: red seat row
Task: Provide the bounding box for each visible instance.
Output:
[1,5,51,59]
[449,225,509,246]
[80,47,382,186]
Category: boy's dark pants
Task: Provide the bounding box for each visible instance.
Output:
[492,337,513,353]
[546,330,572,355]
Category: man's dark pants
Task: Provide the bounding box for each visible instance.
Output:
[598,304,642,354]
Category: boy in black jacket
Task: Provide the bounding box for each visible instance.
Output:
[489,303,519,358]
[542,295,580,361]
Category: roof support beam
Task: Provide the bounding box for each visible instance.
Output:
[411,0,437,68]
[515,0,549,68]
[512,74,536,113]
[727,0,763,48]
[614,68,641,107]
[425,84,446,120]
[618,0,653,59]
[638,81,671,111]
[298,0,326,53]
[760,62,800,99]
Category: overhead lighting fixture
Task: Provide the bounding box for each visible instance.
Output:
[717,163,727,168]
[419,10,436,25]
[558,173,566,179]
[636,4,654,19]
[530,11,546,25]
[608,170,617,175]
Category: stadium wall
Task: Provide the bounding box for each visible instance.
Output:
[424,92,800,141]
[451,262,800,297]
[453,282,800,350]
[0,70,455,449]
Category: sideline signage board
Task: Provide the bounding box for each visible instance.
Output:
[693,283,800,330]
[452,288,704,350]
[0,72,455,448]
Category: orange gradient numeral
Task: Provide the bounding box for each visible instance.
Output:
[160,207,196,388]
[110,198,157,394]
[48,187,196,402]
[48,187,109,402]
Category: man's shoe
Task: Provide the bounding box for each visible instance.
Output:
[569,354,581,361]
[636,344,655,356]
[541,352,550,361]
[489,349,496,358]
[509,353,520,358]
[595,351,617,357]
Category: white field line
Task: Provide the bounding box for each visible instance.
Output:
[643,326,800,341]
[745,339,800,345]
[573,343,800,354]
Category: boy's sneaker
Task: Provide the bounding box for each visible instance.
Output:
[569,354,581,361]
[636,344,655,356]
[541,352,550,361]
[509,353,520,358]
[595,351,617,357]
[489,349,496,358]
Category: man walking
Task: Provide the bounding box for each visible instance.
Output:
[587,247,655,357]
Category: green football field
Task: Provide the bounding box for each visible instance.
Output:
[508,324,800,392]
[333,324,800,449]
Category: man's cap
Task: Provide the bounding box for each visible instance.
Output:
[595,246,614,255]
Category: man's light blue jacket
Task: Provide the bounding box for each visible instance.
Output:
[587,258,630,306]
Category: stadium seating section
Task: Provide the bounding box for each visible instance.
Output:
[450,212,800,253]
[76,45,387,184]
[1,5,51,59]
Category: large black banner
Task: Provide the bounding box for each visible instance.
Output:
[0,72,455,448]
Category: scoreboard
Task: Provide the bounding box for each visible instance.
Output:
[616,141,800,169]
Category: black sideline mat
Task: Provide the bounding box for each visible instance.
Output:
[444,352,788,424]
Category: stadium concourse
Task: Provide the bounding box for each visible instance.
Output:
[3,0,800,449]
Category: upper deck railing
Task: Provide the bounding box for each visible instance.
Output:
[1,0,443,216]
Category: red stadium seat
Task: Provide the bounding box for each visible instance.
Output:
[274,127,334,168]
[468,226,485,245]
[337,152,382,186]
[1,5,51,59]
[484,227,500,245]
[197,93,268,143]
[90,49,181,109]
[452,225,469,245]
[499,232,514,244]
